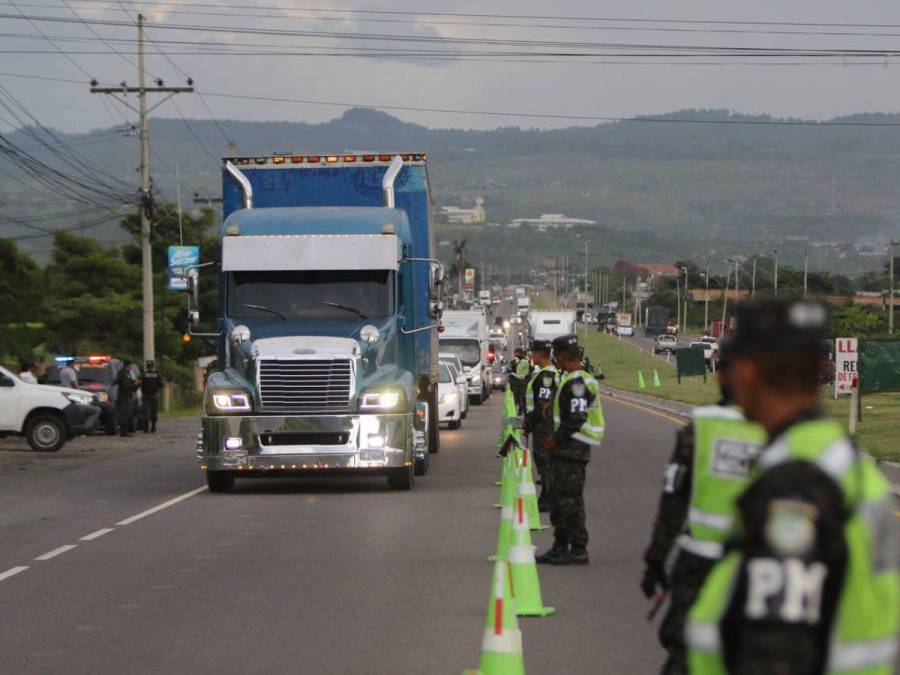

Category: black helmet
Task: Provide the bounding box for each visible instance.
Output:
[551,334,580,357]
[530,339,552,354]
[729,299,827,354]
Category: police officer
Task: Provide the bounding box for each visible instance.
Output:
[640,343,765,675]
[140,360,161,433]
[536,334,605,566]
[687,299,899,674]
[508,347,533,415]
[115,360,139,437]
[523,339,558,512]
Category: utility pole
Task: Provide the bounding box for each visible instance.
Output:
[803,249,809,298]
[773,249,780,296]
[681,266,689,332]
[751,256,757,298]
[91,13,193,364]
[721,266,731,329]
[704,264,710,332]
[675,273,681,329]
[890,239,898,334]
[584,240,589,293]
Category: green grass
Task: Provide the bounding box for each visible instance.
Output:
[582,329,900,462]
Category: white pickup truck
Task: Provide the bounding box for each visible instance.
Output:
[0,365,101,452]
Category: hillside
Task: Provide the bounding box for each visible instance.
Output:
[3,107,900,272]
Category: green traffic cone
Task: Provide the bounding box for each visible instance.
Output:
[653,369,661,387]
[508,496,555,617]
[467,561,525,675]
[637,371,646,390]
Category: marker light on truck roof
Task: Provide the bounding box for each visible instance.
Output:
[272,156,285,164]
[325,155,339,163]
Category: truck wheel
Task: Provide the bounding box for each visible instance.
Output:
[206,470,235,493]
[414,453,429,476]
[388,465,414,490]
[472,393,484,406]
[26,414,66,452]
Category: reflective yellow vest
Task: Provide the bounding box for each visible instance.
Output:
[687,419,899,674]
[525,364,558,415]
[552,369,605,446]
[680,406,766,560]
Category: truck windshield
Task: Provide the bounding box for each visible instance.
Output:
[440,339,480,367]
[227,270,393,320]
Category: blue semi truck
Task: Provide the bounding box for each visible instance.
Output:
[192,153,442,492]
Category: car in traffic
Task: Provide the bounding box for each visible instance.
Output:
[616,323,634,337]
[490,367,508,391]
[0,365,100,452]
[439,353,469,420]
[690,340,717,369]
[43,355,123,435]
[654,334,679,354]
[437,363,462,430]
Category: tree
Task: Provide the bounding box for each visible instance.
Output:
[0,238,44,362]
[829,304,885,337]
[452,238,467,296]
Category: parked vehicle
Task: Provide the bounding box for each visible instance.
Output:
[615,312,634,337]
[0,365,100,452]
[439,353,468,420]
[490,367,508,391]
[437,363,462,430]
[195,153,441,493]
[654,334,679,354]
[43,355,122,435]
[690,340,717,369]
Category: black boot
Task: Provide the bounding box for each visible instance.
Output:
[536,541,568,564]
[554,546,589,566]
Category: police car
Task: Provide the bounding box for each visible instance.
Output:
[43,355,122,435]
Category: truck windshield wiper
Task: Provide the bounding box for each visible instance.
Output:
[241,303,287,320]
[321,301,368,319]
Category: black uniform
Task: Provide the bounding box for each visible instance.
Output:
[140,369,161,432]
[550,372,594,552]
[642,423,715,675]
[523,365,557,509]
[507,356,532,415]
[114,368,137,435]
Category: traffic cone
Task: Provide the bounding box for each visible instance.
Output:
[467,561,524,675]
[516,448,545,531]
[494,450,516,509]
[509,496,555,617]
[652,370,661,387]
[637,371,646,390]
[490,460,517,561]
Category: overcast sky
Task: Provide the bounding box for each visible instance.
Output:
[3,0,900,133]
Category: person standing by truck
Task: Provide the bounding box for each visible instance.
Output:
[115,360,139,437]
[140,360,161,433]
[523,339,558,512]
[508,347,532,415]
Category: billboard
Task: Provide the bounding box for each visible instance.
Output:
[167,245,199,291]
[463,267,475,291]
[834,337,858,396]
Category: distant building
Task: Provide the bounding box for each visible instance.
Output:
[440,197,485,224]
[613,259,681,285]
[509,213,596,231]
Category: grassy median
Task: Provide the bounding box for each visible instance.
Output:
[582,330,900,462]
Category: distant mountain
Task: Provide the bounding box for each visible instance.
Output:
[4,107,900,273]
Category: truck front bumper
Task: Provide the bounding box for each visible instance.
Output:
[199,412,415,473]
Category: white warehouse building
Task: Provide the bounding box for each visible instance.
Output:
[509,213,596,231]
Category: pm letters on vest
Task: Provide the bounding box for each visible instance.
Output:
[709,438,756,479]
[745,558,827,624]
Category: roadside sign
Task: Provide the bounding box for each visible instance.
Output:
[167,245,200,291]
[463,267,475,291]
[834,337,858,396]
[675,347,707,384]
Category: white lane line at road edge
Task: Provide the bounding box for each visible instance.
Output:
[35,545,77,561]
[0,566,29,582]
[116,486,208,526]
[80,528,114,541]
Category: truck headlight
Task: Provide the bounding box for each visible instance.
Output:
[359,388,406,411]
[439,392,458,404]
[360,324,380,344]
[63,392,93,406]
[208,391,251,413]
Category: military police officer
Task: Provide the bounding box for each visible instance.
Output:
[140,360,162,433]
[508,347,533,415]
[687,299,899,674]
[523,339,558,512]
[640,343,765,675]
[115,360,139,437]
[536,334,605,566]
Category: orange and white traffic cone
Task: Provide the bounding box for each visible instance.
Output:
[508,496,555,617]
[516,448,545,531]
[466,560,525,675]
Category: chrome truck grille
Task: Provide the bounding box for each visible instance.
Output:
[257,358,353,412]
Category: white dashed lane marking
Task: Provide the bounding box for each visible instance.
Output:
[0,566,29,582]
[116,486,208,526]
[35,545,77,561]
[80,528,114,542]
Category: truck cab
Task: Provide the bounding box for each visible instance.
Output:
[195,154,441,492]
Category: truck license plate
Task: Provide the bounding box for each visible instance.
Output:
[359,449,386,463]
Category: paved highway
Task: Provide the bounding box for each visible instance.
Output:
[0,378,680,673]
